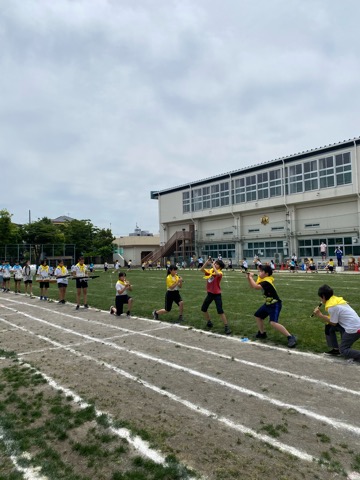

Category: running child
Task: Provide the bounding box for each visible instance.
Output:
[153,265,184,323]
[246,265,297,347]
[200,258,231,335]
[110,272,133,317]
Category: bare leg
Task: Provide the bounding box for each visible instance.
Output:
[256,317,265,333]
[270,321,290,337]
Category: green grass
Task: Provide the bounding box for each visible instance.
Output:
[27,268,360,354]
[0,362,197,480]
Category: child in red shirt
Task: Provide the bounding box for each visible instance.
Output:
[200,258,231,335]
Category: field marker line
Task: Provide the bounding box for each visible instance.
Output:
[1,308,360,437]
[0,320,315,464]
[1,299,358,397]
[4,313,360,478]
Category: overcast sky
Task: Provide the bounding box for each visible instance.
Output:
[2,0,360,236]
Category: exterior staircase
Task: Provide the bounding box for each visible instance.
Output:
[141,230,193,264]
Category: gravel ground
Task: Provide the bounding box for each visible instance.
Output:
[1,293,360,480]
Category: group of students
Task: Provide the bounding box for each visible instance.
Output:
[149,258,297,346]
[113,258,360,362]
[0,260,35,295]
[0,257,91,310]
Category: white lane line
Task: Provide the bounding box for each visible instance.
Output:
[1,311,360,437]
[0,297,334,359]
[2,301,357,398]
[13,340,316,464]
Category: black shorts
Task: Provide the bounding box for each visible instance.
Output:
[39,282,50,288]
[14,277,22,282]
[115,294,132,315]
[201,292,224,314]
[76,279,88,289]
[58,283,68,289]
[24,280,32,284]
[164,290,182,312]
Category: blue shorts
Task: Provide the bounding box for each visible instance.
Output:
[254,301,282,323]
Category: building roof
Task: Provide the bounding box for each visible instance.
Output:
[52,215,75,223]
[151,136,360,198]
[113,235,160,247]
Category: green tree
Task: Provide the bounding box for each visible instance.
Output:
[92,228,115,261]
[21,217,65,263]
[0,209,21,245]
[62,219,95,260]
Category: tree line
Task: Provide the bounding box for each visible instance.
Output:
[0,209,115,263]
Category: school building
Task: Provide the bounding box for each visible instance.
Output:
[149,136,360,266]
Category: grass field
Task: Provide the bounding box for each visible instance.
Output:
[29,267,360,354]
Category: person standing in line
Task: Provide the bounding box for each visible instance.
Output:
[153,265,184,323]
[22,260,34,297]
[320,242,327,260]
[335,246,343,267]
[73,256,89,310]
[110,272,133,317]
[200,258,231,335]
[37,259,50,300]
[55,259,69,304]
[313,285,360,362]
[246,265,297,347]
[12,260,23,294]
[2,260,11,292]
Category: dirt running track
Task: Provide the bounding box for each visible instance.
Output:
[1,294,360,480]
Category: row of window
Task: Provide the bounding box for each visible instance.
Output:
[183,152,352,212]
[199,236,360,261]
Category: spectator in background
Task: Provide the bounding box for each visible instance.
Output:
[320,242,327,260]
[335,247,343,267]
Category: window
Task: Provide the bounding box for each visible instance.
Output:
[183,191,190,213]
[211,184,220,208]
[243,240,286,259]
[202,186,211,209]
[201,243,235,259]
[233,178,245,204]
[269,169,282,197]
[304,160,318,191]
[257,172,269,200]
[319,156,334,188]
[246,175,257,202]
[335,152,352,186]
[220,181,230,206]
[288,164,303,194]
[192,188,202,211]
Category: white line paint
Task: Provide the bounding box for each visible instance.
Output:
[3,300,358,398]
[1,310,360,438]
[18,346,316,464]
[0,427,49,480]
[3,311,360,476]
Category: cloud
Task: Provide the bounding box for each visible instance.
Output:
[1,0,360,235]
